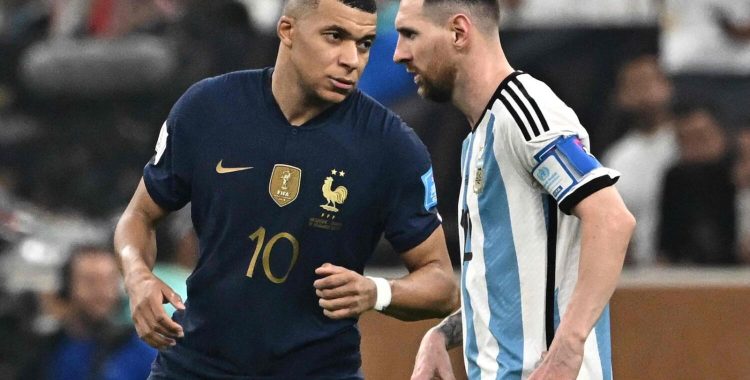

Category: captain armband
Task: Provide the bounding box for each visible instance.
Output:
[531,135,602,202]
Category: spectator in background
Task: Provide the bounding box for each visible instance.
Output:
[358,0,416,106]
[603,55,678,265]
[19,245,156,380]
[658,105,737,265]
[732,128,750,265]
[660,0,750,130]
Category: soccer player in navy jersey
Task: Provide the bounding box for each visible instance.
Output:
[392,1,635,379]
[113,0,459,378]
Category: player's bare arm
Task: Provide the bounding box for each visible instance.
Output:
[114,178,186,349]
[411,308,462,380]
[529,186,635,379]
[314,226,458,320]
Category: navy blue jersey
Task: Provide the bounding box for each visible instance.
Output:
[143,68,440,379]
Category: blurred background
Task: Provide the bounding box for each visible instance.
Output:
[0,0,748,379]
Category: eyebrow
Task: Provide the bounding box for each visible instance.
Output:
[396,27,417,36]
[322,25,377,41]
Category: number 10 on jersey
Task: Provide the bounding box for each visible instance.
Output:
[246,227,300,284]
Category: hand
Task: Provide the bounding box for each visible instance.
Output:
[411,328,455,380]
[125,270,185,349]
[528,335,584,380]
[313,263,376,319]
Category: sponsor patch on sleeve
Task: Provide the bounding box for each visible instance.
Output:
[533,154,576,199]
[153,121,168,165]
[421,167,438,211]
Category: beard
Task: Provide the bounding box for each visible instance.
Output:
[416,62,455,103]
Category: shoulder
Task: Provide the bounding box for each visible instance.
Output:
[174,69,267,113]
[349,90,403,129]
[489,72,586,143]
[347,91,431,169]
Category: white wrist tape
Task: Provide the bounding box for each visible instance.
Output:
[366,276,392,311]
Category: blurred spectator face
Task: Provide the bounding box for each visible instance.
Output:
[676,110,727,163]
[733,129,750,188]
[284,0,376,104]
[616,56,673,117]
[393,0,457,102]
[69,252,121,323]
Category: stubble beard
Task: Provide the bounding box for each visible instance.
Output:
[417,63,455,103]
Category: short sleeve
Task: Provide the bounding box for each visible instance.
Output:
[501,78,620,214]
[143,113,192,211]
[382,121,441,253]
[142,82,207,211]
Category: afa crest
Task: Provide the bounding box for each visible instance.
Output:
[269,164,302,207]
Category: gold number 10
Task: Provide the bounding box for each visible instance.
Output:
[246,227,300,284]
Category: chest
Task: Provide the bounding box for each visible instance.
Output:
[190,120,387,230]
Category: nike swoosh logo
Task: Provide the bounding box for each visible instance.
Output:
[216,160,253,174]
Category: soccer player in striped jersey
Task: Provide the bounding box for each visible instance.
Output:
[393,1,636,379]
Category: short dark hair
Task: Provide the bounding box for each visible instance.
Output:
[58,244,114,300]
[423,0,501,32]
[284,0,377,16]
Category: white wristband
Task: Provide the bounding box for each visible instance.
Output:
[366,276,392,311]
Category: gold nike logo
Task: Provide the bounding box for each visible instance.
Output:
[216,160,253,174]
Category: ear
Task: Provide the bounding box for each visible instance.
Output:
[277,15,295,48]
[448,14,471,49]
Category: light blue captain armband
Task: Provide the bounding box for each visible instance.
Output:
[531,135,603,201]
[421,167,438,211]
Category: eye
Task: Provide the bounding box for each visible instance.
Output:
[324,31,342,43]
[357,40,373,51]
[399,30,417,40]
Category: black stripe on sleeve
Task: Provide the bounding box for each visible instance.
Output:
[545,195,558,349]
[559,175,618,215]
[504,87,541,137]
[498,95,532,141]
[511,77,550,132]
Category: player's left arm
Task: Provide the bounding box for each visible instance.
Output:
[314,225,459,321]
[530,186,635,379]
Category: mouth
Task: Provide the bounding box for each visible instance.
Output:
[330,77,355,90]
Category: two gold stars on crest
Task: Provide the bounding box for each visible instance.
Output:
[331,169,346,177]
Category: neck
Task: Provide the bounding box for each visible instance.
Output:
[272,50,334,126]
[451,34,514,129]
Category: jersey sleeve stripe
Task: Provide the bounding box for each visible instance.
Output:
[558,175,617,214]
[498,94,532,141]
[511,77,550,132]
[503,87,541,137]
[544,195,558,349]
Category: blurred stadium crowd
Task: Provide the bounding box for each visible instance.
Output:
[0,0,748,378]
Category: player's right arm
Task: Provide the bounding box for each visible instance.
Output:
[115,178,185,349]
[411,308,463,380]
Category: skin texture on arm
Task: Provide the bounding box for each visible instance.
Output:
[114,178,186,349]
[411,308,463,380]
[529,186,635,379]
[314,226,459,321]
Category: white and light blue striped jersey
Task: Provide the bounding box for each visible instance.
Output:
[458,71,620,380]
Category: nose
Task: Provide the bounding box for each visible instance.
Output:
[393,36,410,64]
[339,41,360,69]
